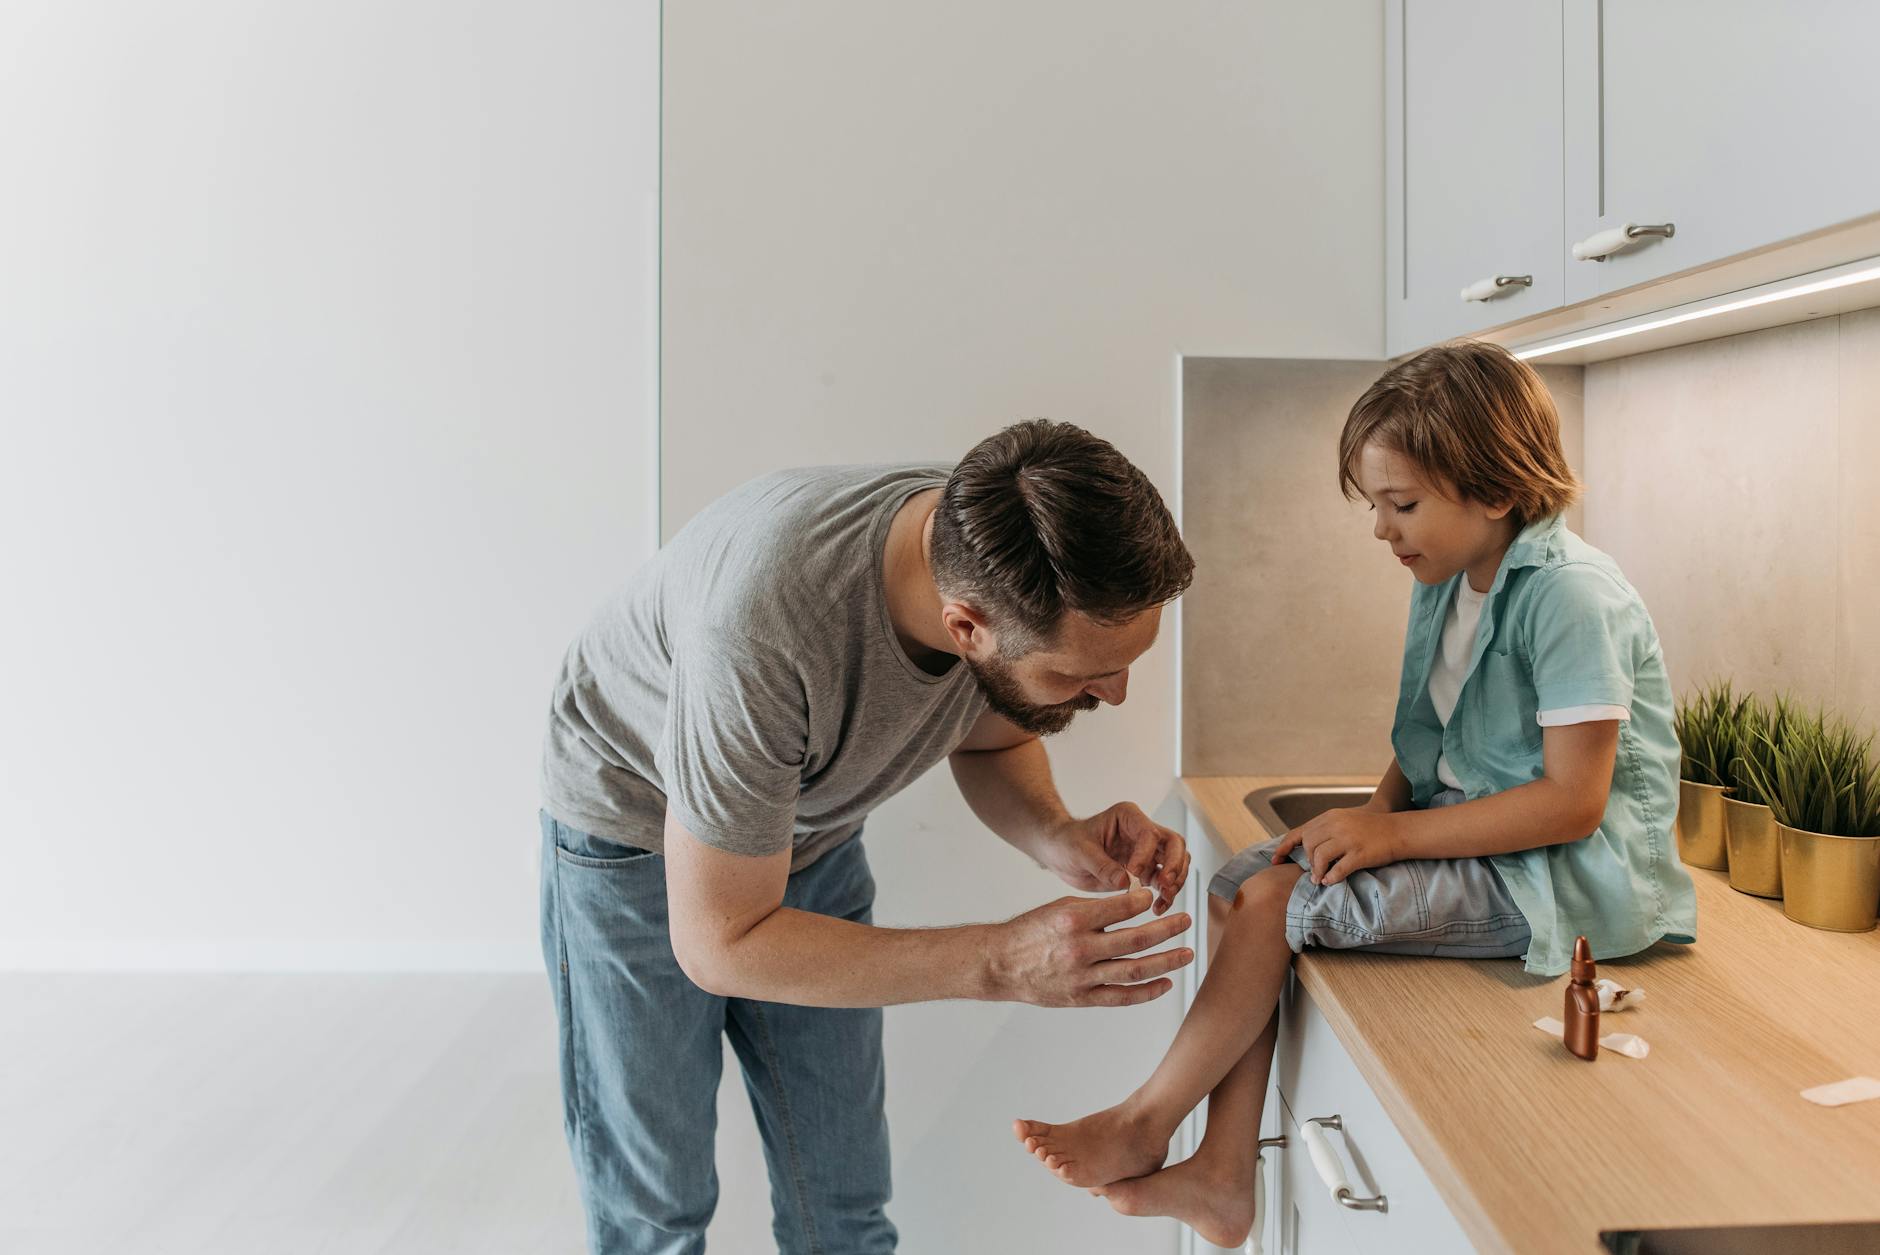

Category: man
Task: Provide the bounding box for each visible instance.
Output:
[539,419,1197,1254]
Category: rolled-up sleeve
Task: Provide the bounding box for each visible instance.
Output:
[1522,564,1643,717]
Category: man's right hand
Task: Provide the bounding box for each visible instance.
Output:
[987,887,1193,1007]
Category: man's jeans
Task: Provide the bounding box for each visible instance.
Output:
[539,812,897,1255]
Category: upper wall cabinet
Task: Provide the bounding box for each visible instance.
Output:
[1388,1,1880,359]
[1561,0,1880,304]
[1385,1,1563,358]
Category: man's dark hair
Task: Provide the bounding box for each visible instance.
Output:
[929,419,1193,653]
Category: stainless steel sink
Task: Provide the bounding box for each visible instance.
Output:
[1243,784,1373,836]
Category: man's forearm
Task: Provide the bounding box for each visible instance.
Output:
[1392,777,1602,861]
[692,906,1004,1008]
[948,736,1073,861]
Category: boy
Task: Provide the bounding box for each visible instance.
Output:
[1012,342,1697,1246]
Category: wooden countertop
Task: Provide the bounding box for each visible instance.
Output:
[1179,775,1880,1255]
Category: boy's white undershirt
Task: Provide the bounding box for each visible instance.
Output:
[1429,579,1629,793]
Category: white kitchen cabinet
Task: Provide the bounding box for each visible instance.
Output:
[1273,973,1479,1254]
[1561,0,1880,305]
[1387,2,1880,357]
[1385,0,1564,358]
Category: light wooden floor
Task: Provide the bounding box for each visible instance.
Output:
[0,974,588,1255]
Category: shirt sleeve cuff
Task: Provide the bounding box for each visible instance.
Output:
[665,799,795,859]
[1536,704,1631,727]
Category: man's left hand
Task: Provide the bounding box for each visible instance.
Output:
[1040,802,1190,915]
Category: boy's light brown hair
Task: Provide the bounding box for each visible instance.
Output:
[1338,341,1582,525]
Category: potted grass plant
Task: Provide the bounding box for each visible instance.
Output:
[1673,681,1745,871]
[1722,695,1792,898]
[1738,709,1880,932]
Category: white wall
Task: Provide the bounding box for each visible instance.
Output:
[0,0,659,970]
[662,3,1383,1250]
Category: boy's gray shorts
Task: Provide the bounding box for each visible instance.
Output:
[1207,789,1532,959]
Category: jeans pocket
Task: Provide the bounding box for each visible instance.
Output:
[547,816,657,869]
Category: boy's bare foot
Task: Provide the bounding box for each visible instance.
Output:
[1011,1106,1169,1188]
[1093,1153,1256,1249]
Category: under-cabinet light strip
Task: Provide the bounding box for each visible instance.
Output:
[1513,257,1880,360]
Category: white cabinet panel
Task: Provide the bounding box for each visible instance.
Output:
[1387,0,1564,356]
[1563,0,1880,303]
[1275,974,1481,1254]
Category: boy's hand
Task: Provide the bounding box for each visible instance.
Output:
[1039,802,1190,915]
[1269,807,1403,886]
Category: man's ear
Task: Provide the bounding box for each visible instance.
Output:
[1484,498,1517,522]
[939,601,992,656]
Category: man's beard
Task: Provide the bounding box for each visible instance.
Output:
[966,651,1100,737]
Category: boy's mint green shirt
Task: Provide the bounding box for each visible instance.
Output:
[1391,513,1697,975]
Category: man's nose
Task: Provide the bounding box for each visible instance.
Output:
[1087,670,1129,705]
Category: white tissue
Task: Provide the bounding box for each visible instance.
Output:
[1800,1076,1880,1107]
[1596,1031,1650,1059]
[1594,978,1644,1012]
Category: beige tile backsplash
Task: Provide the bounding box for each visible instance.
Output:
[1179,357,1585,775]
[1838,310,1880,725]
[1583,309,1880,730]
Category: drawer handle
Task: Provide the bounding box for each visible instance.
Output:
[1572,221,1676,262]
[1252,1136,1284,1255]
[1302,1115,1389,1213]
[1459,273,1533,303]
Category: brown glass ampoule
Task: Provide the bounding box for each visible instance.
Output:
[1563,935,1600,1061]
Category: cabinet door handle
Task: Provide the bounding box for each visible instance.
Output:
[1572,221,1676,262]
[1301,1115,1389,1213]
[1459,274,1533,302]
[1251,1136,1285,1255]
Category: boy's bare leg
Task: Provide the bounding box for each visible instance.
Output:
[1094,1006,1277,1247]
[1013,861,1302,1189]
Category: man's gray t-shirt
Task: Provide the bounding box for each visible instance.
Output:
[541,464,989,871]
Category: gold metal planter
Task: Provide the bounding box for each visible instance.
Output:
[1675,779,1730,871]
[1723,798,1782,898]
[1778,825,1880,932]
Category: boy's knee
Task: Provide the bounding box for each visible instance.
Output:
[1207,890,1231,926]
[1232,860,1302,915]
